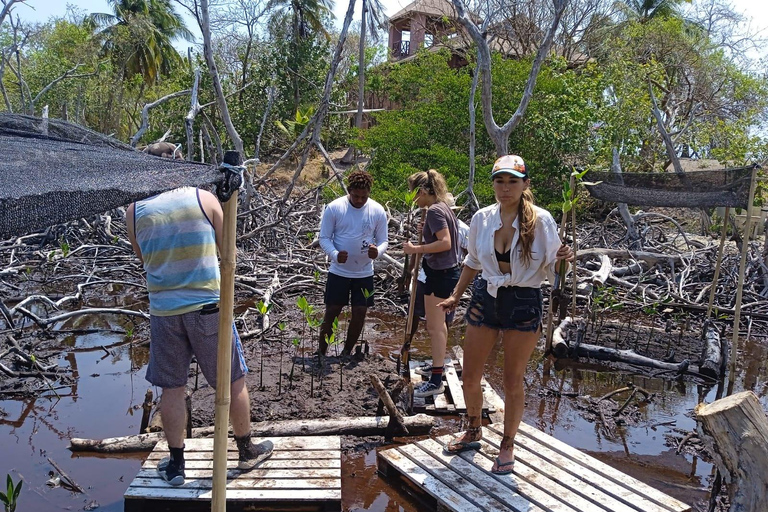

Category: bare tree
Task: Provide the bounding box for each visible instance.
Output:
[450,0,569,157]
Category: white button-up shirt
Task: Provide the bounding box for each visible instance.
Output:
[464,203,562,298]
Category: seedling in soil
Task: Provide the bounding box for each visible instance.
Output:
[360,288,373,355]
[325,317,344,391]
[256,300,273,390]
[1,474,23,512]
[277,322,286,395]
[289,337,300,389]
[307,312,322,394]
[297,296,311,371]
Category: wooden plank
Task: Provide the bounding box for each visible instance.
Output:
[145,450,340,461]
[444,363,466,411]
[124,487,340,501]
[154,436,339,452]
[434,434,581,512]
[378,448,481,512]
[142,458,341,470]
[414,438,545,512]
[479,429,640,512]
[128,476,339,490]
[396,443,515,511]
[135,468,340,479]
[479,377,496,413]
[434,390,451,411]
[505,424,691,512]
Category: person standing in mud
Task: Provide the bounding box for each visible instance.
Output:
[317,170,389,357]
[402,171,463,398]
[437,155,574,475]
[126,187,273,486]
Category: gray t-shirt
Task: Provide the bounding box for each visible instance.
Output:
[423,201,461,270]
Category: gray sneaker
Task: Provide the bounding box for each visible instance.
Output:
[414,381,445,398]
[414,363,432,377]
[236,438,274,470]
[157,458,185,486]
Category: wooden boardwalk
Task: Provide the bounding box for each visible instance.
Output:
[410,358,497,415]
[125,436,341,511]
[378,423,691,512]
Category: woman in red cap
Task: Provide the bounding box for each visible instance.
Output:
[437,155,574,475]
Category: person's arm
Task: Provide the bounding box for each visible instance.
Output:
[125,203,143,264]
[370,207,389,258]
[405,227,451,254]
[198,190,224,254]
[318,203,340,262]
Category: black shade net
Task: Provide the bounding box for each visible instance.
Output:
[0,114,221,239]
[583,166,756,209]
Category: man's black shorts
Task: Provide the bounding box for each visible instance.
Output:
[324,272,375,307]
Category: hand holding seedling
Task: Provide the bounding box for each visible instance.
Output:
[402,241,419,255]
[556,244,574,263]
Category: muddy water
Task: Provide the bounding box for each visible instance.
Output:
[3,312,767,511]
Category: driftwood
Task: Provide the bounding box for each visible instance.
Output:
[47,457,84,493]
[696,391,768,512]
[139,389,153,435]
[370,374,409,439]
[699,323,725,380]
[591,253,612,286]
[573,342,689,373]
[551,316,573,358]
[68,414,434,453]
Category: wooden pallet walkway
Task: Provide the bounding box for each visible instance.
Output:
[378,424,691,512]
[410,358,496,415]
[125,436,341,512]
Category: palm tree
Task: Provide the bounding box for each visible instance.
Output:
[267,0,335,112]
[621,0,690,22]
[89,0,193,84]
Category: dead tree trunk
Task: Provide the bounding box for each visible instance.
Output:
[611,148,641,246]
[450,0,568,156]
[697,391,768,512]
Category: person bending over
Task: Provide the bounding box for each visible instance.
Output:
[127,187,273,486]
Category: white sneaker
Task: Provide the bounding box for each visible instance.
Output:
[414,363,432,377]
[414,381,445,398]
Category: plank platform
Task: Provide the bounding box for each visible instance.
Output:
[125,436,341,512]
[410,358,496,415]
[377,424,691,512]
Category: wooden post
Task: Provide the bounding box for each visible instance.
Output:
[696,391,768,512]
[570,180,578,320]
[706,206,729,320]
[370,375,409,439]
[399,208,426,380]
[211,151,241,512]
[545,174,575,354]
[728,168,757,393]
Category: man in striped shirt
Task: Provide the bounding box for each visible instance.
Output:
[127,187,272,486]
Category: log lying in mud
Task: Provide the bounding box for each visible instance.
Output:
[696,391,768,512]
[573,343,690,374]
[68,414,435,453]
[551,317,574,358]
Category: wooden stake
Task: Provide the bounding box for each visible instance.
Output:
[211,151,241,512]
[545,174,575,354]
[706,206,729,320]
[571,180,578,320]
[399,208,426,380]
[728,168,758,393]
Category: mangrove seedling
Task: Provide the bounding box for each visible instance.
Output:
[289,337,300,390]
[360,288,374,356]
[0,474,23,512]
[325,318,344,391]
[277,321,286,395]
[256,299,273,390]
[297,296,311,370]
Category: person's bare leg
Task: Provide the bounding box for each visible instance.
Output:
[343,306,367,354]
[318,305,344,355]
[229,376,251,437]
[160,386,187,448]
[424,293,448,369]
[448,324,497,448]
[494,328,539,471]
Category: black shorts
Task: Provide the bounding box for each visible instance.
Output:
[414,280,456,324]
[465,278,542,332]
[324,272,375,307]
[422,260,461,299]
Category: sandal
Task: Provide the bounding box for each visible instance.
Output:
[444,426,482,454]
[491,455,515,475]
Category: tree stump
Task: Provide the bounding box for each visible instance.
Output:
[696,391,768,512]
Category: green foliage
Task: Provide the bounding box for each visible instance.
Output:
[275,106,314,138]
[0,474,23,512]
